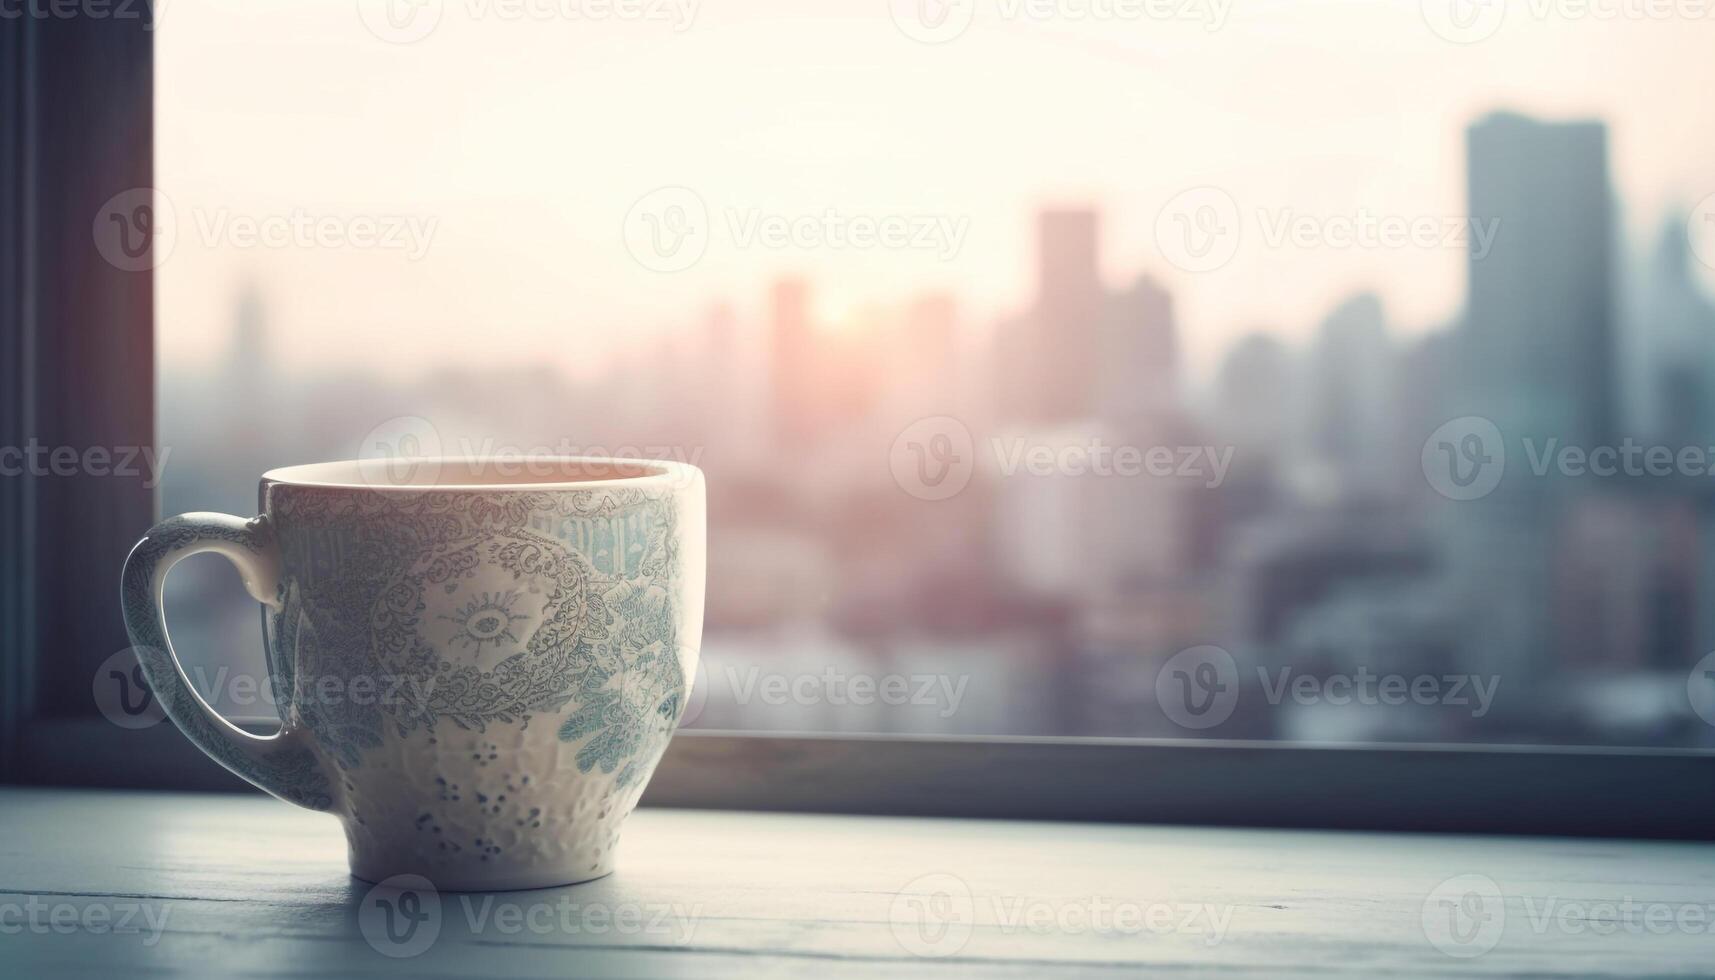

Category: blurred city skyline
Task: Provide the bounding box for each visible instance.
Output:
[159,99,1715,748]
[147,2,1715,748]
[157,0,1715,381]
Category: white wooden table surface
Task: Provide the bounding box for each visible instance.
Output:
[1,787,1712,978]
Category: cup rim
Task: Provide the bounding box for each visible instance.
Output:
[261,455,700,492]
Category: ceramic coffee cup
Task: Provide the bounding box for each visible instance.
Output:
[119,457,705,890]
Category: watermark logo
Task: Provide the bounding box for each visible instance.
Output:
[890,415,976,501]
[889,0,1229,44]
[1155,189,1499,274]
[1259,667,1499,719]
[93,188,437,271]
[1691,192,1715,273]
[360,0,698,42]
[1688,651,1715,728]
[0,896,171,945]
[357,0,444,42]
[92,647,168,730]
[1422,874,1505,958]
[357,415,445,492]
[992,436,1231,487]
[889,419,1232,500]
[353,419,705,492]
[1421,0,1506,43]
[889,872,1233,958]
[93,187,177,273]
[889,0,977,43]
[0,440,171,487]
[1424,419,1715,499]
[1155,653,1497,731]
[1154,187,1241,274]
[1255,208,1498,258]
[358,874,699,956]
[701,665,969,718]
[1426,0,1715,42]
[94,659,445,730]
[359,874,443,958]
[1424,875,1715,957]
[0,0,167,28]
[624,186,710,273]
[889,872,977,957]
[188,208,438,259]
[675,656,711,727]
[1421,416,1505,500]
[1155,645,1239,730]
[726,208,968,261]
[624,187,969,271]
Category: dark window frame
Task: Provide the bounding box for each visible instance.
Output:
[2,9,158,761]
[3,11,1712,840]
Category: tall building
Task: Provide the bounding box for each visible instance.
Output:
[1097,273,1176,423]
[223,281,274,463]
[1038,208,1101,317]
[879,293,960,421]
[1446,112,1616,690]
[1209,332,1294,529]
[1307,292,1394,493]
[999,208,1105,424]
[231,281,268,377]
[686,302,740,449]
[1394,328,1456,496]
[1215,332,1294,453]
[1639,212,1715,448]
[1461,112,1615,453]
[769,277,817,447]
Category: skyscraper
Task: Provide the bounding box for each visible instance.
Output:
[1000,208,1105,424]
[1096,273,1176,423]
[1447,112,1616,691]
[1639,212,1715,447]
[1462,112,1615,452]
[769,277,816,447]
[1308,292,1394,493]
[1038,208,1101,317]
[224,281,273,457]
[1215,332,1295,454]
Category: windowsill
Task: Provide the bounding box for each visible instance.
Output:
[2,786,1711,975]
[18,719,1715,837]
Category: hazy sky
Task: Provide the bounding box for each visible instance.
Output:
[157,0,1715,381]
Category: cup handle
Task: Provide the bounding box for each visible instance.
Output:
[119,512,335,811]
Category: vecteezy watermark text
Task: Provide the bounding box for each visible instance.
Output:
[719,665,968,719]
[726,208,969,260]
[1422,0,1715,46]
[358,875,701,958]
[1153,187,1500,274]
[623,187,968,272]
[93,188,439,272]
[1258,666,1499,718]
[0,0,165,26]
[889,416,1235,501]
[888,872,1232,958]
[93,648,441,730]
[357,0,700,44]
[991,436,1232,488]
[350,416,706,491]
[447,438,705,473]
[1154,646,1500,731]
[0,896,171,946]
[0,441,170,488]
[888,0,1232,45]
[1422,873,1715,958]
[1422,416,1715,500]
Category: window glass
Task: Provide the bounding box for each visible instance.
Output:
[158,0,1715,746]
